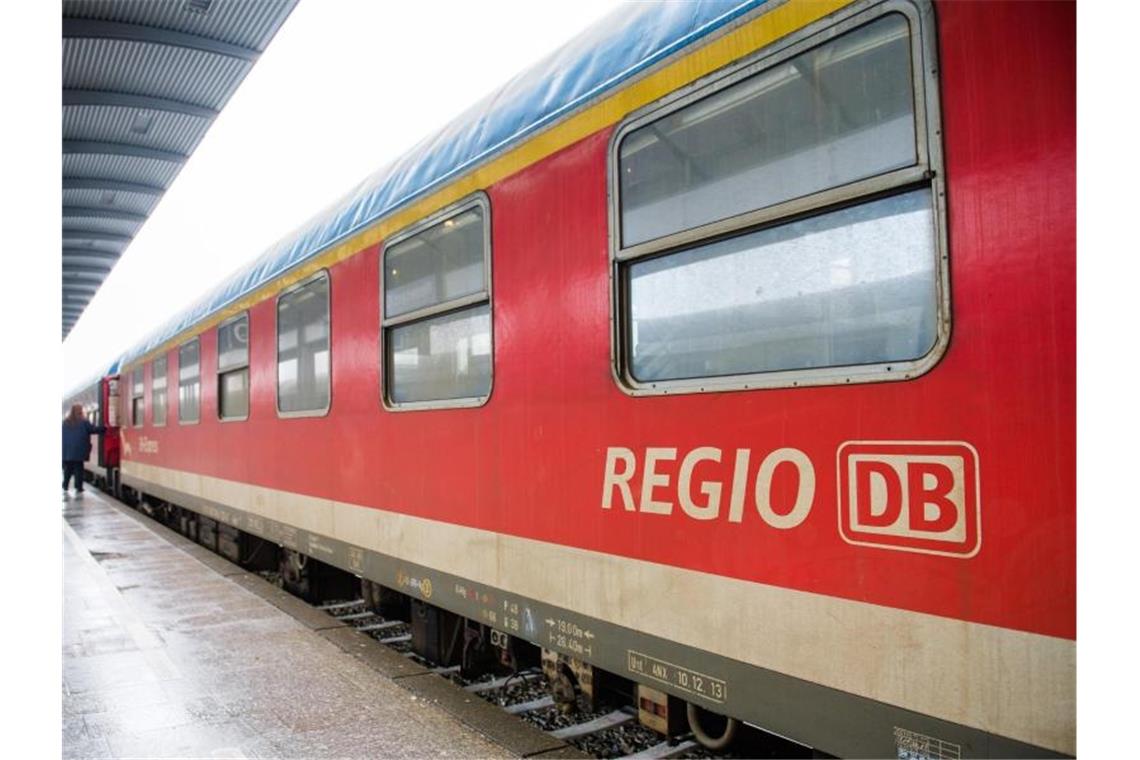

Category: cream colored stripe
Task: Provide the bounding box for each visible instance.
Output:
[124,461,1074,754]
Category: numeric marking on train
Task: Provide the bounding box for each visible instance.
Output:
[627,650,727,704]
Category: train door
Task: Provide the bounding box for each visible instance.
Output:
[99,375,121,470]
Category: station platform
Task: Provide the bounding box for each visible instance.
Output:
[62,489,540,759]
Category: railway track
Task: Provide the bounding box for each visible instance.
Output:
[143,518,811,759]
[313,596,709,759]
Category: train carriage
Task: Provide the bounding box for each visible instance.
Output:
[72,0,1074,756]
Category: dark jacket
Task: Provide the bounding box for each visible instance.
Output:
[63,419,106,462]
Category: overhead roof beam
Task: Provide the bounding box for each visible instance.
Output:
[63,177,165,195]
[63,261,120,272]
[63,19,261,63]
[64,287,107,298]
[63,206,147,223]
[64,268,114,280]
[63,89,218,120]
[63,230,133,244]
[63,252,119,263]
[64,262,115,275]
[63,263,112,274]
[64,271,109,283]
[64,140,188,164]
[63,248,122,260]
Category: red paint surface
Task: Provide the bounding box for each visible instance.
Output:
[123,1,1075,641]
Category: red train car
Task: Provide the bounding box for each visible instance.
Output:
[99,1,1074,756]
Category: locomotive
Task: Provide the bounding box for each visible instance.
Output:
[65,0,1075,756]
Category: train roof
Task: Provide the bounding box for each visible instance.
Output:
[117,0,765,368]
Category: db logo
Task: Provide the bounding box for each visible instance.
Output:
[837,441,981,558]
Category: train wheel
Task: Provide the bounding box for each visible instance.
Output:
[550,663,579,714]
[687,703,739,751]
[280,549,310,599]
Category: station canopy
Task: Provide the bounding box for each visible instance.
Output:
[62,0,298,340]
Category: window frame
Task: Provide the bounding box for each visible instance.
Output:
[607,0,949,396]
[217,312,251,422]
[275,270,332,419]
[379,192,494,412]
[177,337,201,425]
[131,366,144,428]
[152,354,168,427]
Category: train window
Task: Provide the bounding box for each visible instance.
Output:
[178,338,200,424]
[381,194,492,409]
[152,355,167,426]
[277,272,330,416]
[610,6,947,393]
[131,367,144,427]
[217,313,249,421]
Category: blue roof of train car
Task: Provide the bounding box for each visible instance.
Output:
[117,0,766,367]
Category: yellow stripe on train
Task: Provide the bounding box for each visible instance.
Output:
[127,0,855,370]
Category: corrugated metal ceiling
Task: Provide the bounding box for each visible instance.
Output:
[62,0,298,340]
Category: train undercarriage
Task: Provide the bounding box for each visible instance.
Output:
[105,475,817,758]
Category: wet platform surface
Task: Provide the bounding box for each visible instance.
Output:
[63,489,513,759]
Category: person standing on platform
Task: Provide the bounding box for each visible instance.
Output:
[63,404,105,497]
